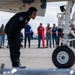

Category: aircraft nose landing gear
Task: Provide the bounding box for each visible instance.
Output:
[52,46,75,68]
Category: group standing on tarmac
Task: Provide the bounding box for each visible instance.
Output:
[0,23,75,49]
[1,22,75,49]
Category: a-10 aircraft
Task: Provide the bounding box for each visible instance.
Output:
[0,0,75,69]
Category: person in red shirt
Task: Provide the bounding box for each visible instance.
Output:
[37,23,45,48]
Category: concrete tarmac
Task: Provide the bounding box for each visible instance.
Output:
[0,40,75,69]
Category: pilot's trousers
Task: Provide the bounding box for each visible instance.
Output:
[8,33,21,67]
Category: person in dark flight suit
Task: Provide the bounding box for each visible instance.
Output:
[5,7,37,67]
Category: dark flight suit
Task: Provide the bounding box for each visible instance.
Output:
[5,12,30,67]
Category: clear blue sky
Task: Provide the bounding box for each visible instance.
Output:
[0,1,75,34]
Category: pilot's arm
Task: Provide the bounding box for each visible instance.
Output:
[7,15,26,39]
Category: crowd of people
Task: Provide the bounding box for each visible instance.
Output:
[37,23,59,48]
[0,23,75,49]
[22,22,60,48]
[23,22,75,49]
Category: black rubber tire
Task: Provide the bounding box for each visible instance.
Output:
[52,46,75,68]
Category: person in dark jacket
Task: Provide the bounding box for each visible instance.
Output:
[52,23,57,47]
[24,23,31,48]
[5,7,37,67]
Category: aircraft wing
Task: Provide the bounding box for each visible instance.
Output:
[0,0,46,16]
[0,0,74,16]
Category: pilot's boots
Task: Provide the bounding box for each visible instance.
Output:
[19,66,26,68]
[12,58,26,68]
[12,61,26,68]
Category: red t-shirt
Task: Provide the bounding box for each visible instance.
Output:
[37,26,44,36]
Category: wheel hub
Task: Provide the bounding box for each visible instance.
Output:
[57,51,69,64]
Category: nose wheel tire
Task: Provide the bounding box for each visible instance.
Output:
[52,46,75,68]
